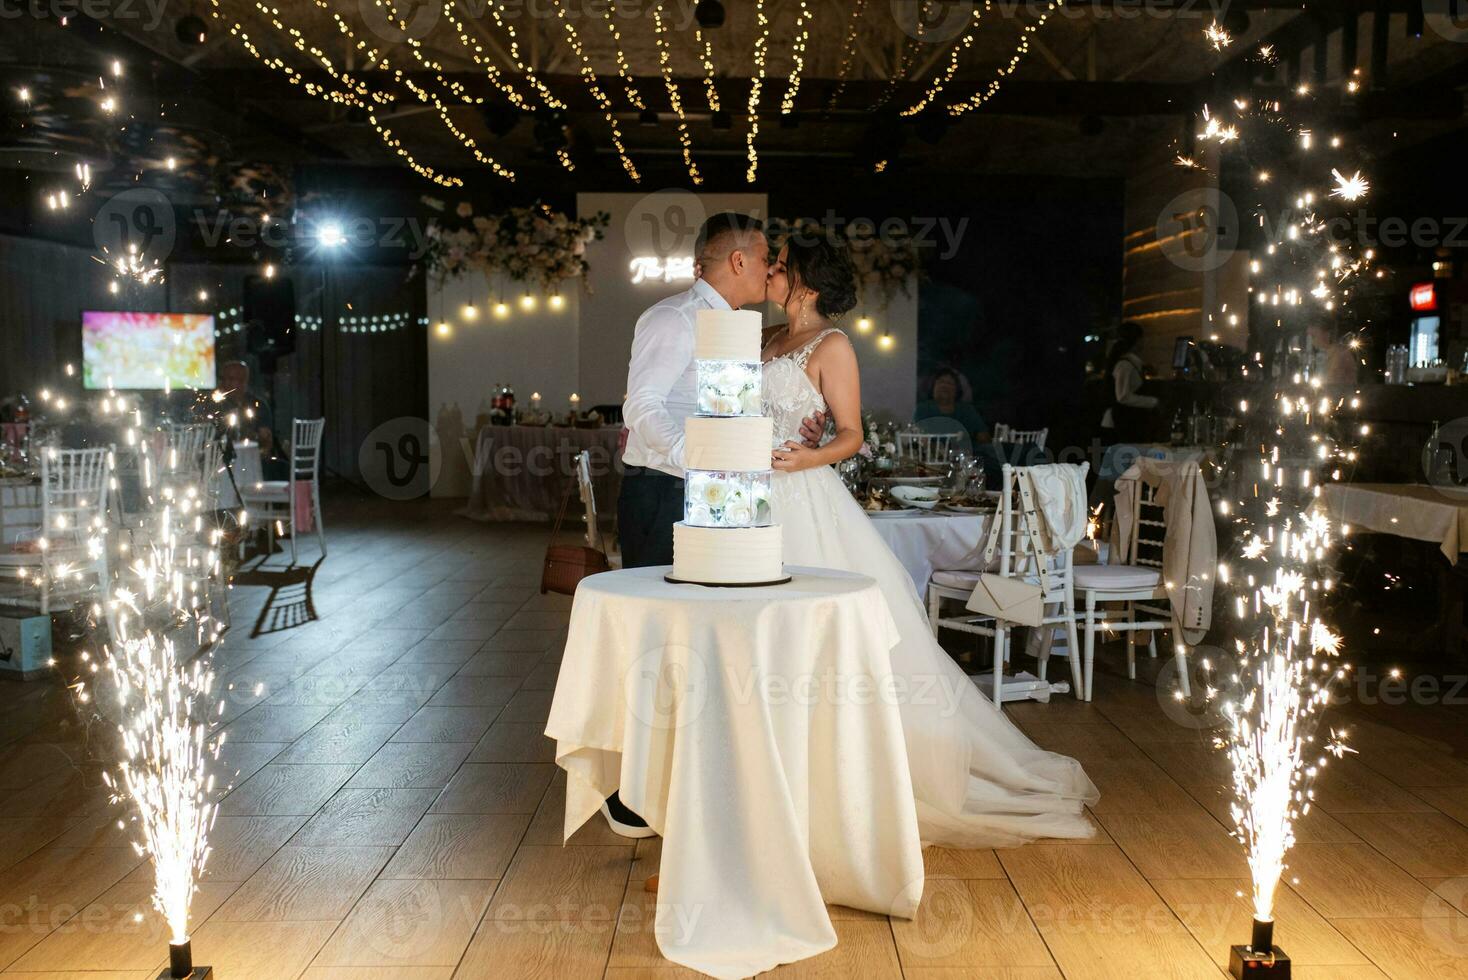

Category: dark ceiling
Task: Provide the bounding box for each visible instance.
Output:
[1,1,1466,191]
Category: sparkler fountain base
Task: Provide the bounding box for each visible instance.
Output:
[156,940,211,980]
[1228,918,1290,978]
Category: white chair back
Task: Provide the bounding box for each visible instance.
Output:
[166,423,213,469]
[40,448,110,548]
[914,416,974,455]
[992,462,1088,602]
[897,431,956,465]
[576,450,611,554]
[1121,478,1169,570]
[289,418,326,482]
[994,424,1049,450]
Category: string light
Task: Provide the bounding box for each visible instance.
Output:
[780,0,812,115]
[903,2,989,117]
[652,1,701,185]
[825,0,868,111]
[745,0,771,183]
[440,0,542,110]
[599,0,646,110]
[554,0,640,182]
[948,1,1061,117]
[694,25,721,112]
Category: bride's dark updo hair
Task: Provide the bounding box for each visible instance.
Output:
[784,234,858,321]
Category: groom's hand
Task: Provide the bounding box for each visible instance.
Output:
[798,411,827,449]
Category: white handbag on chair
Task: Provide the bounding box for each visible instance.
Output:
[966,573,1044,627]
[963,471,1057,628]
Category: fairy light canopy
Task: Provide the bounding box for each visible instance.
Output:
[22,2,1463,188]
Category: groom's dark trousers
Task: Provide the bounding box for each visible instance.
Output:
[617,467,684,569]
[606,466,683,830]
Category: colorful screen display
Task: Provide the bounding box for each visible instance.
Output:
[81,312,217,390]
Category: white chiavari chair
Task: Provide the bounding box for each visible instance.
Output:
[241,418,325,565]
[0,447,111,615]
[897,431,956,465]
[1072,471,1192,701]
[993,424,1049,450]
[927,463,1087,706]
[575,450,620,568]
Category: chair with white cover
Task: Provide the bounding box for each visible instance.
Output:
[993,424,1049,451]
[1072,471,1191,701]
[926,462,1088,706]
[0,447,111,615]
[240,418,325,565]
[897,431,956,465]
[166,423,214,468]
[575,450,620,568]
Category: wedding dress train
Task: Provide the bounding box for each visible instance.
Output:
[764,329,1099,848]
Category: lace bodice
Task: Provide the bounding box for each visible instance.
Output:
[761,328,840,444]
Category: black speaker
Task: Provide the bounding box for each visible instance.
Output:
[243,274,296,355]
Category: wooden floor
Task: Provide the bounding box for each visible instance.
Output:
[3,498,1468,979]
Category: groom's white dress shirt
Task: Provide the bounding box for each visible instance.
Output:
[622,278,732,479]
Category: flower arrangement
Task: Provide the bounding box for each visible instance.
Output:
[684,470,773,528]
[772,218,921,309]
[422,198,610,292]
[696,360,762,417]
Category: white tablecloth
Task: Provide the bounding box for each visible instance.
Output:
[546,566,924,979]
[1325,483,1468,564]
[869,511,992,598]
[217,441,263,510]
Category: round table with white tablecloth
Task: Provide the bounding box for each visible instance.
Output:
[868,509,992,598]
[545,566,924,980]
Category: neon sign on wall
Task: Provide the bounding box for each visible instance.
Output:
[630,255,695,285]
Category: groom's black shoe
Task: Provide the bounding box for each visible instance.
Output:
[601,792,656,839]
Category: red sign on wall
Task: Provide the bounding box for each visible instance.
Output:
[1410,282,1438,312]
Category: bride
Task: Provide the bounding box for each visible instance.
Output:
[761,234,1099,848]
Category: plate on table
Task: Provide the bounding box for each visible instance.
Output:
[878,476,944,486]
[889,485,941,509]
[867,508,926,519]
[941,503,993,515]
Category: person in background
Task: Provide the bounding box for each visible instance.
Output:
[216,360,277,462]
[1306,321,1359,385]
[1099,321,1157,443]
[914,367,990,444]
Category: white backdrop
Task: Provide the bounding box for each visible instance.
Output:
[427,192,919,497]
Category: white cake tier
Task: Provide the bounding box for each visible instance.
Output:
[672,523,784,585]
[685,415,773,472]
[695,309,763,362]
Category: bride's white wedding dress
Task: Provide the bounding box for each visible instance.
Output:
[764,328,1099,848]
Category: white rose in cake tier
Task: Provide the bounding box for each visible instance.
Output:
[696,360,761,417]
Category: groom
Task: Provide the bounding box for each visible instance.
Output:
[608,213,820,839]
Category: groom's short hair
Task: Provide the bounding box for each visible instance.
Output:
[695,212,765,266]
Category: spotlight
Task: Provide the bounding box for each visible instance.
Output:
[262,263,276,280]
[481,103,520,137]
[176,14,208,46]
[694,0,725,28]
[711,110,732,131]
[317,221,346,249]
[196,289,209,302]
[915,113,948,145]
[639,109,659,127]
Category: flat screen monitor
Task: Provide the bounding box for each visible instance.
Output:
[81,311,217,390]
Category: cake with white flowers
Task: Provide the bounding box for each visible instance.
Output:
[670,309,786,586]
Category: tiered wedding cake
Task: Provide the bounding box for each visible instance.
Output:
[670,309,786,586]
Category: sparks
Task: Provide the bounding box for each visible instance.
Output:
[1330,168,1370,202]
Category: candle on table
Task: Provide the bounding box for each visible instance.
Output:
[569,393,580,412]
[531,392,542,410]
